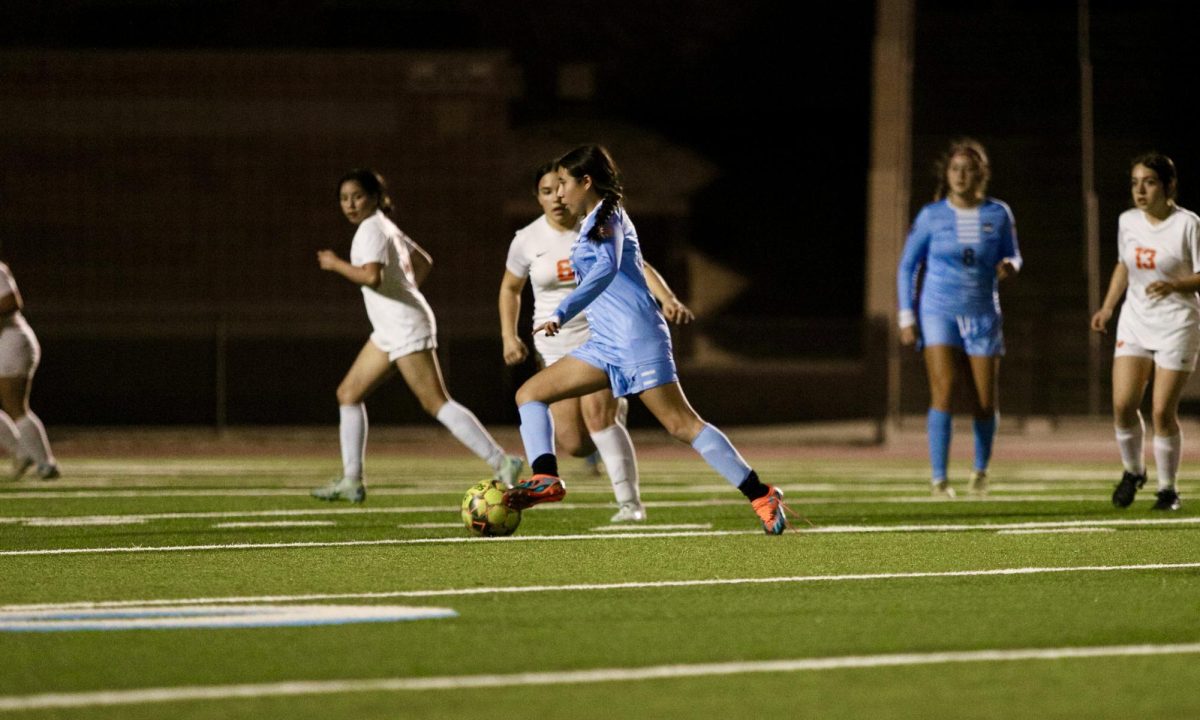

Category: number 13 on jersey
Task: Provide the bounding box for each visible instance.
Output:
[556,259,575,282]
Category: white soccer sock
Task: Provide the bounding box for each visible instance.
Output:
[436,400,505,470]
[15,413,53,467]
[0,411,19,458]
[1115,417,1146,475]
[339,403,367,480]
[1153,432,1182,492]
[614,397,629,427]
[590,423,640,506]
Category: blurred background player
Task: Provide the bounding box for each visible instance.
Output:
[0,262,58,480]
[312,168,522,503]
[506,145,789,535]
[499,160,694,522]
[897,138,1021,498]
[1091,152,1198,511]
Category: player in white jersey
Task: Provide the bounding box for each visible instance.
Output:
[1092,153,1198,511]
[311,169,522,503]
[0,263,58,480]
[499,162,694,521]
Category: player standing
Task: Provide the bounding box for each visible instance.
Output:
[504,145,790,535]
[499,161,694,522]
[897,139,1021,497]
[312,169,522,503]
[0,262,58,480]
[1091,153,1197,511]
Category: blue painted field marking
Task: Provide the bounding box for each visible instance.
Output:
[0,604,456,632]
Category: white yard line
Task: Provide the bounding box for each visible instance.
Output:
[7,562,1199,612]
[3,516,1197,557]
[997,528,1117,535]
[1,642,1197,711]
[589,523,713,532]
[212,521,337,529]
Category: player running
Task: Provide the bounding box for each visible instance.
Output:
[897,138,1021,498]
[504,145,790,535]
[0,262,58,480]
[312,168,522,503]
[499,160,694,522]
[1091,152,1198,511]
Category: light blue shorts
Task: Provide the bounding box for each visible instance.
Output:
[919,312,1005,357]
[570,342,678,398]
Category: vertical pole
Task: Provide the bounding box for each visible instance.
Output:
[1080,0,1102,414]
[865,0,915,435]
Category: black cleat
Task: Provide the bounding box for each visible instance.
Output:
[1112,471,1146,508]
[1151,488,1182,511]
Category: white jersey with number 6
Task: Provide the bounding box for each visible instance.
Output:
[0,263,40,376]
[1116,205,1200,353]
[505,216,590,363]
[351,210,437,354]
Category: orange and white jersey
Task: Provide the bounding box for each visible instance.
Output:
[505,216,590,358]
[0,262,40,375]
[1116,205,1200,352]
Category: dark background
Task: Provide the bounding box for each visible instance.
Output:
[2,1,1199,426]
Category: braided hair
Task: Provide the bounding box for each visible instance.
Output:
[337,168,394,214]
[556,145,624,242]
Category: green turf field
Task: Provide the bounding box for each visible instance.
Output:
[0,455,1197,719]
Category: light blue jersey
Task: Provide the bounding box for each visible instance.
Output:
[551,204,675,395]
[897,198,1021,321]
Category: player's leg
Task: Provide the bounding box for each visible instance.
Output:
[314,340,393,502]
[965,354,1000,495]
[548,396,593,458]
[0,376,30,479]
[639,381,787,534]
[581,388,643,521]
[1149,362,1190,510]
[923,344,958,496]
[396,348,521,483]
[507,357,609,508]
[1111,354,1154,507]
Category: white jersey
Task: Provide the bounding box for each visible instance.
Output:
[350,211,436,343]
[505,215,590,361]
[1116,205,1200,352]
[0,263,39,376]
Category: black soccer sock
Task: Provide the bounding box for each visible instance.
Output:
[531,453,559,477]
[737,470,769,500]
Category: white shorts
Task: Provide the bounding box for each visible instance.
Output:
[0,324,39,377]
[1115,311,1200,372]
[370,330,437,362]
[533,323,590,366]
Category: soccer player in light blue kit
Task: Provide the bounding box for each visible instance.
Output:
[897,139,1022,497]
[504,145,790,534]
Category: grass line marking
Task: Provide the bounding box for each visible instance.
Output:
[3,517,1198,556]
[1,643,1197,710]
[212,522,337,529]
[8,562,1199,611]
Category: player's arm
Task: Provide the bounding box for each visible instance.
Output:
[407,239,434,287]
[996,204,1022,281]
[498,270,529,366]
[896,209,932,345]
[540,229,623,336]
[317,250,382,289]
[1090,262,1128,332]
[643,261,693,324]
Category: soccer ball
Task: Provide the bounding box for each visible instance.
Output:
[461,478,522,537]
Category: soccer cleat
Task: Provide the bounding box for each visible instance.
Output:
[503,473,566,510]
[968,470,988,496]
[931,480,957,499]
[1151,488,1181,511]
[36,464,60,481]
[610,502,646,523]
[1112,471,1146,508]
[310,477,366,503]
[751,485,790,535]
[494,455,524,488]
[10,456,32,481]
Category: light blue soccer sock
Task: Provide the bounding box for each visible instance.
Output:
[691,423,752,487]
[517,401,555,469]
[972,413,997,472]
[927,409,952,483]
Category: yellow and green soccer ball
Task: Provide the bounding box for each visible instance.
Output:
[461,478,522,537]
